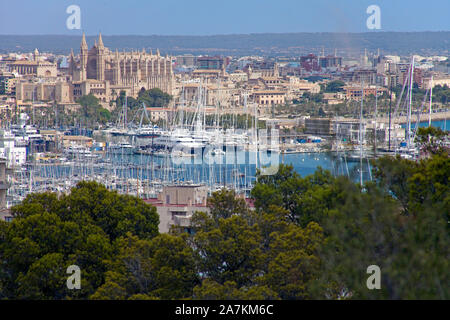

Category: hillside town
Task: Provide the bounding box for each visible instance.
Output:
[0,33,449,230]
[0,0,449,303]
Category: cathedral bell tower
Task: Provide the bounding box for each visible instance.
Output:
[80,32,88,81]
[69,49,75,77]
[96,33,105,81]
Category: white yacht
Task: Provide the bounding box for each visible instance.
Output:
[107,142,135,154]
[153,128,205,151]
[64,145,93,156]
[135,125,163,138]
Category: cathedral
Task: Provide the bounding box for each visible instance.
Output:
[69,33,174,102]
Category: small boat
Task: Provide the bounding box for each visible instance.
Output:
[210,148,225,156]
[107,142,135,154]
[64,145,92,156]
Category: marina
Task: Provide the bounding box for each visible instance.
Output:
[0,37,448,212]
[2,68,448,207]
[0,2,449,301]
[2,108,447,207]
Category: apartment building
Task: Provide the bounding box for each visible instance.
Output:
[252,90,286,106]
[145,184,209,233]
[0,158,12,222]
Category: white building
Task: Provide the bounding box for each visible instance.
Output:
[0,157,12,222]
[0,130,27,167]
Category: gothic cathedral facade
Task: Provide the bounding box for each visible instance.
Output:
[69,33,174,103]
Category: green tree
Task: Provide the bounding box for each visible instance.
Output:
[415,126,449,155]
[371,155,418,215]
[91,233,198,300]
[192,213,263,287]
[318,106,326,117]
[190,188,325,300]
[312,182,402,299]
[313,154,449,299]
[312,93,324,103]
[207,188,249,221]
[138,88,172,108]
[1,154,448,300]
[314,178,449,299]
[325,80,345,93]
[0,181,159,299]
[193,279,278,300]
[251,165,337,226]
[76,94,111,127]
[0,80,5,95]
[407,152,450,217]
[260,221,324,299]
[0,210,113,298]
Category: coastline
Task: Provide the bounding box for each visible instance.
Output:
[376,110,449,125]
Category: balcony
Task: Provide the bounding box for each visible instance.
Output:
[172,215,192,228]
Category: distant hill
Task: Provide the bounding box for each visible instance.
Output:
[0,32,449,56]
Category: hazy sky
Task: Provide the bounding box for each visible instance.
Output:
[1,0,449,35]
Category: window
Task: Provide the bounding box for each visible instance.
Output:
[171,211,187,219]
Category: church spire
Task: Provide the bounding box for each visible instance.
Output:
[98,32,104,48]
[33,48,39,61]
[81,32,88,49]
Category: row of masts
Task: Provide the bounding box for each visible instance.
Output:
[6,56,443,204]
[355,55,435,186]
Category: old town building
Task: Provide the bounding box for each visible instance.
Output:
[69,33,174,102]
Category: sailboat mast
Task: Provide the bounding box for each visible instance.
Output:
[374,85,378,156]
[123,96,127,130]
[407,57,414,148]
[428,75,433,127]
[254,102,258,171]
[360,79,364,187]
[388,79,392,151]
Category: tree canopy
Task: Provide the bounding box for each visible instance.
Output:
[0,154,448,300]
[0,181,159,299]
[324,80,345,93]
[138,88,172,108]
[76,94,111,127]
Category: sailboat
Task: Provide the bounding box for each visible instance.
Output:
[389,56,420,159]
[134,102,162,139]
[109,96,129,136]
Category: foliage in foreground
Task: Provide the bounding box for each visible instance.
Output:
[0,181,159,299]
[0,151,448,299]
